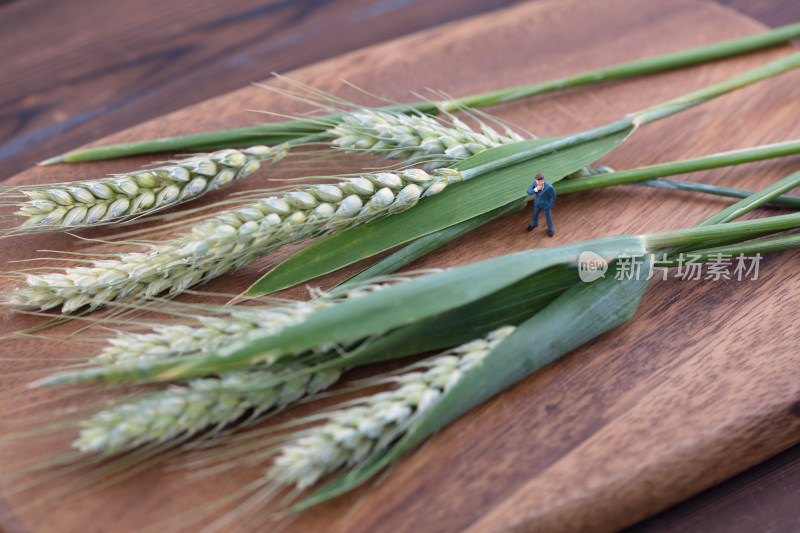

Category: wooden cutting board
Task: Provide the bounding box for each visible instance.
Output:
[2,0,800,531]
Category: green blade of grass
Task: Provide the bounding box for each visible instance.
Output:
[556,139,800,195]
[661,231,800,265]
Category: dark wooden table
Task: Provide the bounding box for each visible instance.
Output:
[1,1,800,531]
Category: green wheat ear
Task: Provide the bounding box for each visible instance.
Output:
[8,167,464,313]
[328,108,524,168]
[13,145,288,231]
[4,105,523,311]
[268,326,514,490]
[6,105,521,237]
[73,364,342,455]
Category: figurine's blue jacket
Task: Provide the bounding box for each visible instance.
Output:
[527,181,556,209]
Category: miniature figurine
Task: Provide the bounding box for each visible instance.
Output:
[526,173,556,237]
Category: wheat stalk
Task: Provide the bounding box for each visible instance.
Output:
[74,365,342,455]
[43,23,800,164]
[12,146,288,230]
[9,168,461,312]
[268,326,514,489]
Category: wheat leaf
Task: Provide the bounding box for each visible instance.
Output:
[163,234,646,380]
[293,257,650,510]
[247,128,634,295]
[344,263,578,365]
[339,198,526,285]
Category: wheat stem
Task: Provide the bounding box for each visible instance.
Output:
[660,232,800,265]
[645,210,800,249]
[630,179,800,208]
[43,23,800,163]
[556,139,800,194]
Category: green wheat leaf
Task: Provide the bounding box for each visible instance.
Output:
[163,233,646,380]
[293,257,650,510]
[344,263,578,365]
[247,128,634,295]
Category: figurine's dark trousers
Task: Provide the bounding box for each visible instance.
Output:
[531,205,554,234]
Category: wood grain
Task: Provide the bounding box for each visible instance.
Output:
[2,0,800,532]
[627,442,800,532]
[0,0,526,178]
[720,0,800,29]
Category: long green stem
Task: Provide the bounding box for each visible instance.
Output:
[631,179,800,208]
[645,211,800,250]
[556,140,800,194]
[451,23,800,110]
[42,23,800,165]
[661,232,800,265]
[697,169,800,226]
[464,51,800,182]
[633,51,800,125]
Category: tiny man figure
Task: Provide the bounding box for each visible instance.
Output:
[527,173,556,237]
